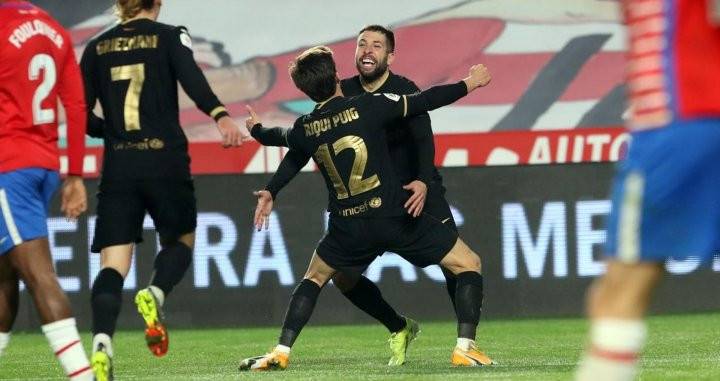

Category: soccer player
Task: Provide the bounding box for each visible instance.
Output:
[575,1,720,380]
[238,45,493,371]
[247,25,471,366]
[0,1,93,380]
[80,0,246,379]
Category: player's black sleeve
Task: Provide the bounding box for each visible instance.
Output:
[87,113,104,138]
[264,150,311,199]
[403,81,435,184]
[405,81,468,116]
[167,26,229,121]
[79,41,104,138]
[374,81,467,123]
[250,123,290,147]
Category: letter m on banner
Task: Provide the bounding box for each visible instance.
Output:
[501,202,568,279]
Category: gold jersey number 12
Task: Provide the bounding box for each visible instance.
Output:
[314,135,380,200]
[111,63,145,131]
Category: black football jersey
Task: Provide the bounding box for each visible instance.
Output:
[261,81,467,214]
[341,72,441,184]
[285,94,409,217]
[80,18,226,179]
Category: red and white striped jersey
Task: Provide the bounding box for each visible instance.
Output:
[624,0,720,130]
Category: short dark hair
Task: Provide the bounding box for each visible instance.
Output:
[358,25,395,52]
[289,46,337,103]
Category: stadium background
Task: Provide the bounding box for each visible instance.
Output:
[14,0,720,330]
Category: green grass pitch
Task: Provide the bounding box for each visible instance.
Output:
[1,313,718,380]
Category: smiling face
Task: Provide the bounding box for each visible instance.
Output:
[355,30,395,83]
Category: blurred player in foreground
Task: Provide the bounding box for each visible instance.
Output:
[239,45,493,371]
[0,1,92,379]
[576,1,720,380]
[80,0,247,379]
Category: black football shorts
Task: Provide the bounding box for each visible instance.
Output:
[91,177,197,252]
[316,212,458,275]
[424,181,457,232]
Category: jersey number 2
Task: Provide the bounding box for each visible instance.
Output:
[314,135,380,200]
[111,63,145,131]
[28,54,57,125]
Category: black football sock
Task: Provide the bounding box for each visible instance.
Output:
[442,270,458,314]
[91,268,124,336]
[278,279,321,347]
[342,276,405,333]
[149,241,192,297]
[454,271,484,340]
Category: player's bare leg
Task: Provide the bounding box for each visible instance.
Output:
[575,260,663,381]
[9,239,92,380]
[239,251,336,371]
[0,254,19,358]
[439,238,494,366]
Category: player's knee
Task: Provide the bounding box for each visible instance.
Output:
[331,272,360,292]
[303,268,333,288]
[442,247,482,275]
[156,241,193,269]
[16,264,56,292]
[460,252,482,273]
[162,233,195,251]
[303,275,328,288]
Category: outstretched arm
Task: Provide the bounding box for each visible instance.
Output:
[245,105,291,147]
[406,64,491,116]
[264,150,311,200]
[253,149,311,230]
[168,27,248,147]
[373,65,491,126]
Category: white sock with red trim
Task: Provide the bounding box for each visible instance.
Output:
[41,318,93,381]
[0,331,10,358]
[575,319,647,381]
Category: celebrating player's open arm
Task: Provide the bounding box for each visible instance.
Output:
[246,63,489,220]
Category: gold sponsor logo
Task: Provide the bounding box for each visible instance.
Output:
[112,138,165,151]
[149,138,164,149]
[339,201,368,217]
[338,197,382,216]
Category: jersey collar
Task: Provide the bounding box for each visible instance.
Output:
[315,95,341,110]
[360,70,390,93]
